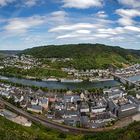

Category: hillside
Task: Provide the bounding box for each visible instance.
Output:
[0,116,79,140]
[22,44,140,69]
[0,116,140,140]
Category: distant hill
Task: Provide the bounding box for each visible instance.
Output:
[22,44,140,69]
[0,50,21,56]
[129,49,140,56]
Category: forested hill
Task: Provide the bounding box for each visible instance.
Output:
[22,44,140,58]
[22,44,140,69]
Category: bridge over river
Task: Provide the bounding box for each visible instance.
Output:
[111,73,140,88]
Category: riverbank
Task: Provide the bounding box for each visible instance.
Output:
[0,72,114,83]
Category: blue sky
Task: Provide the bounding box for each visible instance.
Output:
[0,0,140,50]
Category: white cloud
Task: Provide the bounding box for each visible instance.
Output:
[62,0,103,9]
[24,0,39,7]
[4,15,46,34]
[51,11,67,17]
[76,30,91,34]
[49,22,106,33]
[57,34,79,39]
[116,9,140,17]
[118,0,140,8]
[49,11,68,23]
[95,11,108,18]
[0,0,44,7]
[117,17,135,26]
[0,0,15,6]
[57,32,112,39]
[49,23,96,32]
[110,36,125,41]
[93,34,112,38]
[98,27,125,35]
[116,9,140,26]
[124,26,140,32]
[56,29,91,39]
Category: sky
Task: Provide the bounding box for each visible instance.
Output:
[0,0,140,50]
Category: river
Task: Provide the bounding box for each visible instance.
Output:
[0,75,140,90]
[0,76,120,89]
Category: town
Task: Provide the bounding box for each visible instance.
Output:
[0,80,140,129]
[1,54,140,83]
[0,54,140,129]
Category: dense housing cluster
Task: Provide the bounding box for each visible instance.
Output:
[0,82,140,129]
